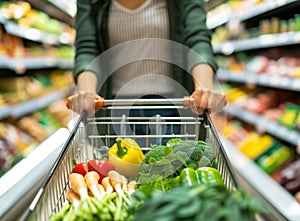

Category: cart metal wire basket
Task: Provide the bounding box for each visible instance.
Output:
[23,98,238,221]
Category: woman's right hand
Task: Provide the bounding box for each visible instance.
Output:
[67,91,101,115]
[67,71,100,115]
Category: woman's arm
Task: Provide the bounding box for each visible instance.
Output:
[68,0,102,114]
[191,63,226,114]
[182,0,217,74]
[182,0,226,114]
[73,0,101,83]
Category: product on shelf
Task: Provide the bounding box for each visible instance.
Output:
[254,142,294,175]
[278,102,300,130]
[46,99,72,128]
[239,133,273,159]
[0,1,75,36]
[0,70,74,105]
[0,121,37,177]
[0,26,75,59]
[213,0,300,217]
[278,159,300,193]
[223,119,295,184]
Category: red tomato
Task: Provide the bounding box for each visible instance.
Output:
[87,160,115,182]
[71,162,88,176]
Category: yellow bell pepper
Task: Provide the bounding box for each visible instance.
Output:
[108,138,144,177]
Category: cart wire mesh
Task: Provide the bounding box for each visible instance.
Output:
[24,110,238,221]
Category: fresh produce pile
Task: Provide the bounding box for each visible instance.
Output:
[50,170,136,221]
[49,138,267,221]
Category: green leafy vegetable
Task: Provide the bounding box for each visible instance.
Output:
[130,184,267,221]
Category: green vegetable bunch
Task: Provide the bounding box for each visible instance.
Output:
[130,184,267,221]
[139,138,215,179]
[173,139,215,169]
[49,191,132,221]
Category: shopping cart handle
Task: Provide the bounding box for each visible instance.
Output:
[66,96,105,109]
[66,96,194,109]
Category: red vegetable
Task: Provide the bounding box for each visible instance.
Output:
[87,159,115,183]
[72,162,88,176]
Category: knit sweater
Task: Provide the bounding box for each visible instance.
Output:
[74,0,217,99]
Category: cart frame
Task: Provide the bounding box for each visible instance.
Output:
[23,100,238,221]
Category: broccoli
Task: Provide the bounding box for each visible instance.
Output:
[141,140,216,179]
[198,155,211,167]
[174,151,189,162]
[173,140,205,162]
[203,145,215,162]
[142,145,167,164]
[186,161,198,170]
[166,138,182,148]
[190,141,207,160]
[170,151,189,171]
[173,140,197,157]
[171,140,216,171]
[141,145,175,177]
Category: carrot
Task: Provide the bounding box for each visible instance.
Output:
[101,176,113,194]
[108,170,122,192]
[85,171,102,199]
[69,173,88,200]
[127,180,137,194]
[66,188,80,209]
[98,184,106,195]
[108,170,131,205]
[120,175,128,191]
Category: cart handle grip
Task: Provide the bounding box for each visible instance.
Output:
[66,96,194,109]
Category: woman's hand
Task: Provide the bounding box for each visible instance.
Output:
[190,87,227,115]
[67,71,100,115]
[67,91,101,115]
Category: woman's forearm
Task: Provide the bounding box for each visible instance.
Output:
[191,63,214,90]
[77,71,99,93]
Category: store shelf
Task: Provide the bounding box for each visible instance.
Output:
[47,0,76,18]
[0,56,74,72]
[57,58,74,69]
[4,21,73,45]
[26,0,75,26]
[207,0,299,29]
[0,87,73,120]
[221,137,300,221]
[0,128,70,221]
[0,105,11,120]
[11,87,73,119]
[217,69,300,92]
[225,104,300,147]
[214,31,300,55]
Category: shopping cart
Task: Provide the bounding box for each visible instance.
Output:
[23,97,238,221]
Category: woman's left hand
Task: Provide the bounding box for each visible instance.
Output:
[190,87,227,115]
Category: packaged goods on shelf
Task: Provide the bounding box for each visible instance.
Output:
[278,102,300,130]
[0,122,37,177]
[223,119,295,181]
[0,1,75,37]
[0,0,75,180]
